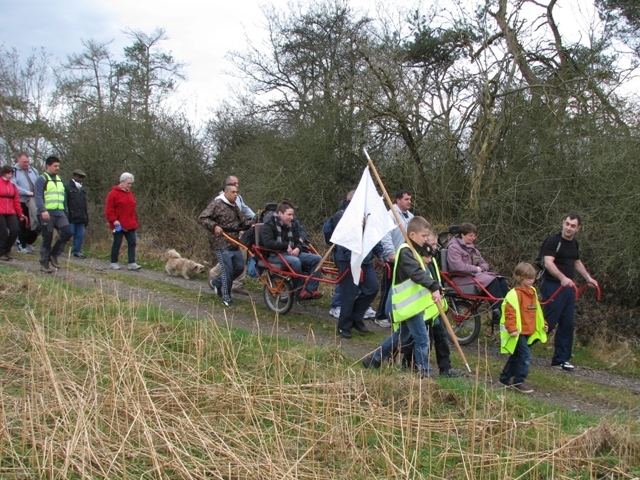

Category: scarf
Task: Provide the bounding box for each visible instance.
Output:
[274,216,294,249]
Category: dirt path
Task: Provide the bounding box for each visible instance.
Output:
[9,254,640,416]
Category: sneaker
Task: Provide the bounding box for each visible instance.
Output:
[127,263,142,271]
[110,263,121,270]
[362,354,381,369]
[209,280,220,296]
[440,368,465,378]
[73,253,86,259]
[40,263,55,274]
[512,383,534,394]
[221,298,233,307]
[374,317,391,328]
[49,256,60,269]
[552,361,576,371]
[364,307,376,319]
[337,328,352,339]
[353,321,371,334]
[25,244,35,254]
[329,307,341,318]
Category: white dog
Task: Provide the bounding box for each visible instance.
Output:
[165,249,206,279]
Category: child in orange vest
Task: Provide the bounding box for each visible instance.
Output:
[499,262,548,393]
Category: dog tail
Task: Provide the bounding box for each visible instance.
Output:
[166,249,181,258]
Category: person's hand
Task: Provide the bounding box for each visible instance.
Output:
[432,289,441,303]
[544,323,549,332]
[291,247,300,257]
[41,211,50,222]
[388,253,396,262]
[560,276,575,288]
[587,276,599,288]
[27,191,34,197]
[475,266,482,273]
[510,330,519,337]
[214,225,222,236]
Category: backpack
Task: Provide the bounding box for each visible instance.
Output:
[535,232,562,278]
[322,209,343,245]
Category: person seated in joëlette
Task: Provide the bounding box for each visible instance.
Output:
[446,222,509,324]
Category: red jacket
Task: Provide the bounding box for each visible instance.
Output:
[105,186,138,230]
[0,177,23,216]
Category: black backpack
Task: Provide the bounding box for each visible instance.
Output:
[322,209,343,245]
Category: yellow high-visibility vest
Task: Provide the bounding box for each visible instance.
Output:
[500,287,547,354]
[391,244,432,324]
[43,173,65,210]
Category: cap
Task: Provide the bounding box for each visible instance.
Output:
[72,169,87,177]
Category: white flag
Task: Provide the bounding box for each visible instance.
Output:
[330,166,396,284]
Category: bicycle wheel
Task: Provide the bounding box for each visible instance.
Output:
[262,273,294,315]
[445,297,481,345]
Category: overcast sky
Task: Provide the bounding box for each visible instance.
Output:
[1,0,602,124]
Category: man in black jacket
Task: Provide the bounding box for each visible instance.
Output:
[260,201,323,300]
[65,170,88,259]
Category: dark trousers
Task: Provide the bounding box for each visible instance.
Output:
[0,214,19,256]
[485,277,509,311]
[18,202,38,246]
[542,280,575,365]
[212,249,245,302]
[429,318,452,372]
[111,229,137,264]
[337,261,378,332]
[39,213,72,264]
[375,261,393,319]
[500,335,531,385]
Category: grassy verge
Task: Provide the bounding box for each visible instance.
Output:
[1,269,638,478]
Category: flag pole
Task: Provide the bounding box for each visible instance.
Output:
[363,147,471,373]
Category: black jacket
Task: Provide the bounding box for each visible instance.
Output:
[395,240,440,292]
[64,179,88,224]
[260,215,302,252]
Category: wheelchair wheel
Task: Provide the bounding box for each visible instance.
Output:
[262,274,294,315]
[446,297,481,345]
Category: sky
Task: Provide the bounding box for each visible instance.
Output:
[0,0,603,124]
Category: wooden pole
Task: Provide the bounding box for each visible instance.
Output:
[363,147,471,372]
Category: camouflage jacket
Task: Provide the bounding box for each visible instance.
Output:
[198,198,250,251]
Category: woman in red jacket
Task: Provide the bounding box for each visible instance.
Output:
[105,172,141,270]
[0,165,27,261]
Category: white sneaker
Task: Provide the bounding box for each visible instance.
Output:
[374,318,391,328]
[364,307,377,319]
[127,263,142,271]
[25,244,36,254]
[329,307,341,318]
[110,263,121,270]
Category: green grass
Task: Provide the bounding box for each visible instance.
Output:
[1,268,639,479]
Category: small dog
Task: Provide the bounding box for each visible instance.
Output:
[165,249,206,279]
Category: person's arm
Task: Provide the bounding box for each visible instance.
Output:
[33,176,47,216]
[12,184,24,217]
[399,248,440,295]
[446,241,479,274]
[11,169,33,197]
[575,260,598,287]
[504,301,518,335]
[543,255,575,288]
[197,200,222,235]
[236,195,255,219]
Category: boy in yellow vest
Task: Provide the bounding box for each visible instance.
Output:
[499,262,548,393]
[362,216,441,378]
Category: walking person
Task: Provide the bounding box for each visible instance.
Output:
[34,156,72,273]
[105,173,141,271]
[65,169,89,258]
[11,152,39,253]
[540,213,598,371]
[499,262,548,393]
[0,165,27,261]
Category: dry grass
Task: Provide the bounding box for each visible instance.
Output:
[1,271,639,479]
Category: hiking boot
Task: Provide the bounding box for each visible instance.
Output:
[552,361,576,371]
[440,368,465,378]
[110,263,121,270]
[362,354,381,369]
[127,263,142,270]
[364,307,376,319]
[374,317,391,328]
[353,321,371,334]
[49,256,60,269]
[40,263,55,274]
[512,383,534,394]
[337,328,352,339]
[329,307,341,318]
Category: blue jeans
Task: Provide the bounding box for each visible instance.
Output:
[111,229,137,264]
[279,252,322,293]
[337,261,378,331]
[68,222,86,255]
[372,312,430,376]
[500,335,531,385]
[212,249,245,302]
[542,280,575,365]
